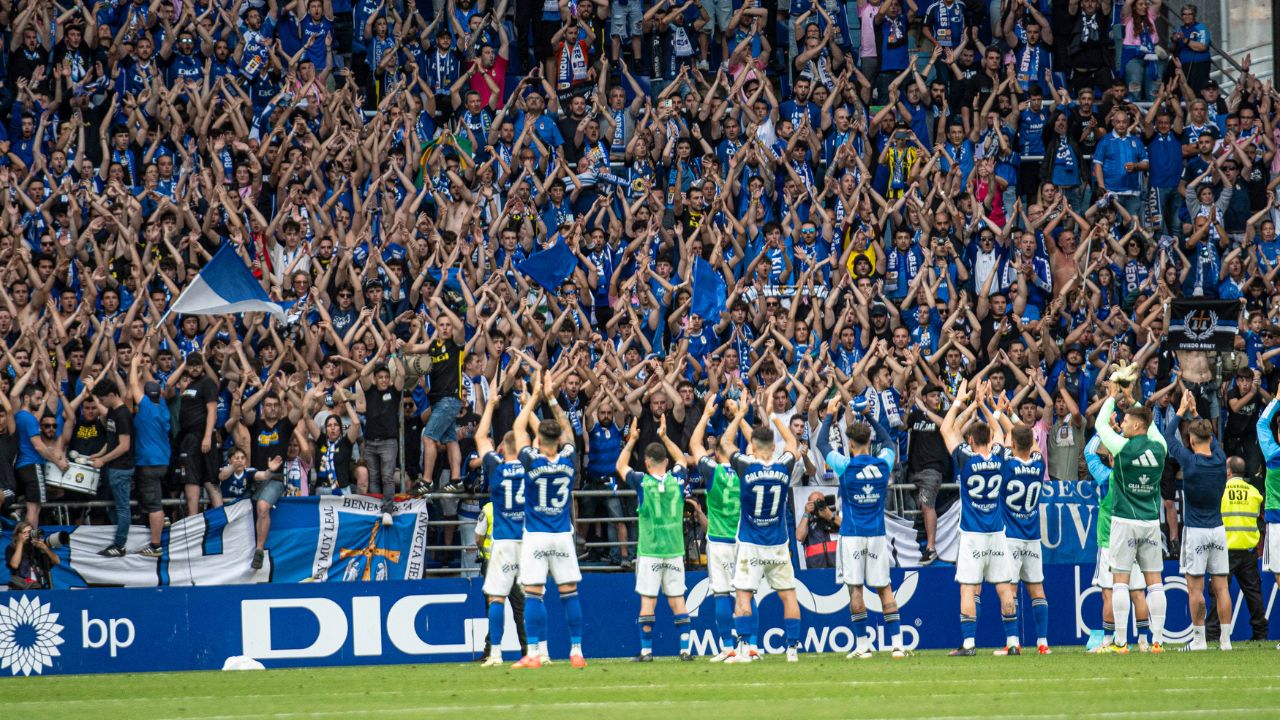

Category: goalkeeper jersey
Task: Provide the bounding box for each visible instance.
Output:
[1094,398,1167,523]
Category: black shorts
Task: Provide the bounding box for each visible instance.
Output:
[15,464,41,503]
[137,465,167,513]
[1160,458,1179,502]
[178,433,219,487]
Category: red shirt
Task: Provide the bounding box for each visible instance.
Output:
[469,55,508,108]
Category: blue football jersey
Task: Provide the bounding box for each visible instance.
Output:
[1000,452,1045,541]
[482,451,526,541]
[954,444,1007,533]
[827,449,896,537]
[730,451,796,546]
[518,444,577,533]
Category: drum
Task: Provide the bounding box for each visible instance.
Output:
[45,462,102,496]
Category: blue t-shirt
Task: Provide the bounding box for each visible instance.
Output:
[15,409,42,469]
[134,396,172,467]
[586,422,623,475]
[518,444,577,533]
[730,451,796,546]
[828,449,896,537]
[954,444,1007,533]
[1000,452,1045,541]
[483,451,527,541]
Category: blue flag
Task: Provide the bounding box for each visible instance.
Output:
[170,243,285,318]
[690,257,727,321]
[516,239,577,294]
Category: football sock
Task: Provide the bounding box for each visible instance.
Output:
[1192,624,1207,647]
[675,613,691,653]
[734,614,753,649]
[961,614,977,649]
[638,615,655,654]
[1002,611,1019,648]
[487,601,505,654]
[715,593,734,649]
[851,612,869,651]
[525,595,546,651]
[1147,584,1166,644]
[784,617,801,647]
[1102,621,1115,645]
[884,612,902,650]
[1218,619,1233,649]
[1032,598,1049,647]
[1112,584,1131,646]
[750,597,760,648]
[562,591,584,651]
[1135,618,1150,641]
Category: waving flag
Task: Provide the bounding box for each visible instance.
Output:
[1166,298,1240,351]
[169,243,285,318]
[690,257,727,321]
[516,238,577,293]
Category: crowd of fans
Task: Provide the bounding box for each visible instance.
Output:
[0,0,1277,583]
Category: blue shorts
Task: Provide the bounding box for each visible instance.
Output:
[424,395,463,443]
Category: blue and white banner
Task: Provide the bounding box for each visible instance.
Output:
[4,563,1275,675]
[0,497,429,588]
[1039,479,1100,565]
[169,242,285,318]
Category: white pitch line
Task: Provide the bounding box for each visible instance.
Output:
[152,703,1280,720]
[19,672,1280,709]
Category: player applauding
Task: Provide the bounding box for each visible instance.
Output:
[1094,382,1170,654]
[475,379,527,667]
[939,381,1021,656]
[511,371,588,669]
[689,400,745,662]
[618,415,694,661]
[724,392,803,663]
[816,397,911,659]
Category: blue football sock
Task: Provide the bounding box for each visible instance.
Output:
[961,614,977,648]
[1032,598,1049,644]
[524,594,546,649]
[715,594,734,647]
[562,591,583,647]
[851,611,868,646]
[883,612,902,647]
[487,601,505,651]
[734,614,752,646]
[1002,612,1020,646]
[749,597,760,645]
[675,613,691,653]
[784,617,801,647]
[638,615,655,652]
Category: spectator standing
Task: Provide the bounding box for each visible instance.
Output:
[129,355,171,558]
[172,353,222,517]
[1171,4,1211,93]
[90,379,135,558]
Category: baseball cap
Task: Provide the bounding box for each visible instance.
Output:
[143,381,162,401]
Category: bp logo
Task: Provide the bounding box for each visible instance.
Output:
[1183,309,1218,342]
[0,595,65,675]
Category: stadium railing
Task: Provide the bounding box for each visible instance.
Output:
[30,481,960,576]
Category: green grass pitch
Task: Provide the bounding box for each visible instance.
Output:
[7,644,1280,720]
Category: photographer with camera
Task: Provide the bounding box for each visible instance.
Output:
[796,490,840,569]
[6,522,60,590]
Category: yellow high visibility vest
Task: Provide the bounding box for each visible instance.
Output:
[479,502,494,559]
[1221,477,1263,551]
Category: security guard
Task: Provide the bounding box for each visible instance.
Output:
[1207,458,1269,642]
[475,502,527,659]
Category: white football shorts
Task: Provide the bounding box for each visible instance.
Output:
[517,531,582,586]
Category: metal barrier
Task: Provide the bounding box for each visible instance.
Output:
[31,482,961,575]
